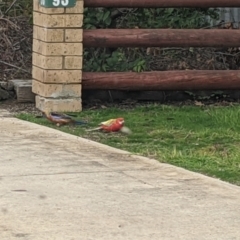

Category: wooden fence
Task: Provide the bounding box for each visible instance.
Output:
[82,0,240,91]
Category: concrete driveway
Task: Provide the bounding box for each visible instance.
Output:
[1,109,240,240]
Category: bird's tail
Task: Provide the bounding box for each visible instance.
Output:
[86,127,102,132]
[64,113,77,117]
[74,120,88,125]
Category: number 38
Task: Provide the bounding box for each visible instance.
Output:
[53,0,69,6]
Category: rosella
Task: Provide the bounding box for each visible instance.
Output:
[43,112,87,127]
[87,118,131,134]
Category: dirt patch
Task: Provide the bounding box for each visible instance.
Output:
[0,99,40,115]
[148,46,240,71]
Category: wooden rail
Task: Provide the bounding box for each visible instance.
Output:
[84,0,240,8]
[82,71,240,91]
[83,29,240,48]
[82,0,240,92]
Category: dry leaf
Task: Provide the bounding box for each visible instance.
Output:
[194,101,204,106]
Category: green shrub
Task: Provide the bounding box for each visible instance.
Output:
[83,7,219,72]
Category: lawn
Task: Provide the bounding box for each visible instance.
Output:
[17,103,240,185]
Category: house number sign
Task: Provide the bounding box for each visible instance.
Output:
[39,0,76,8]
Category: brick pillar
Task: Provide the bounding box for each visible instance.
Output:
[32,0,83,112]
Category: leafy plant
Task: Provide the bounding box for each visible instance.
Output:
[1,2,220,74]
[83,7,220,72]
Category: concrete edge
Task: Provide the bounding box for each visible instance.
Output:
[2,111,240,191]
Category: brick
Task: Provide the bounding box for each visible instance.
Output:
[33,39,82,55]
[9,80,35,103]
[32,53,63,69]
[33,12,82,28]
[32,80,81,98]
[65,14,83,27]
[32,66,82,83]
[36,95,82,112]
[33,26,64,42]
[65,29,83,42]
[65,0,84,13]
[33,1,64,13]
[64,56,82,69]
[33,12,65,27]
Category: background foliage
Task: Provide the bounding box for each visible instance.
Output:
[1,1,224,80]
[83,7,220,72]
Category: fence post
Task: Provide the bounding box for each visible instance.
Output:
[32,0,83,112]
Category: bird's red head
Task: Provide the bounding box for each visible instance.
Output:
[116,118,124,126]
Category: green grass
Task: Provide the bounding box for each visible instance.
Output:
[17,103,240,185]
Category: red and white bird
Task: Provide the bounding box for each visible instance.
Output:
[86,118,131,134]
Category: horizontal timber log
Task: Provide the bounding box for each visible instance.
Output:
[84,0,240,8]
[83,29,240,48]
[82,71,240,91]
